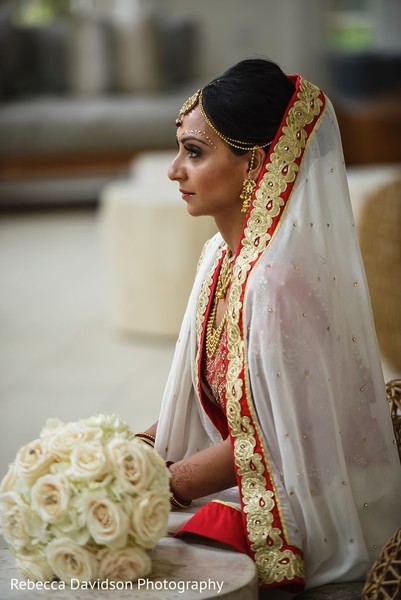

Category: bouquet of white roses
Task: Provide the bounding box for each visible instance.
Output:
[0,414,170,585]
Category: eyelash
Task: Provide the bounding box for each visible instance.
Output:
[184,145,201,159]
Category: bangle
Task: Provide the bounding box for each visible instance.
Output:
[166,461,192,510]
[170,491,192,510]
[134,432,155,448]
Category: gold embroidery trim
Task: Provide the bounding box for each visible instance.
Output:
[226,79,323,585]
[196,238,211,274]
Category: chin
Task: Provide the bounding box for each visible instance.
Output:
[186,204,206,218]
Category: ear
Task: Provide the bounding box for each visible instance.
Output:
[249,147,266,180]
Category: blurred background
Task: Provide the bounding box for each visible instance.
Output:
[0,0,400,478]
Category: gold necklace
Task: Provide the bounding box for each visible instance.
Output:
[205,247,233,359]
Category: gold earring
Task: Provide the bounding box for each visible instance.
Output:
[240,147,257,213]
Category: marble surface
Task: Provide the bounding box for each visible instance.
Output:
[0,537,258,600]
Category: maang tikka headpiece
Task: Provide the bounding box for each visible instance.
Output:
[176,89,201,127]
[176,88,272,151]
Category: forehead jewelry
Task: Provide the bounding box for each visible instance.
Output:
[176,89,272,152]
[177,129,217,149]
[176,90,201,127]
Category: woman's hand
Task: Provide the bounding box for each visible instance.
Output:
[168,436,236,502]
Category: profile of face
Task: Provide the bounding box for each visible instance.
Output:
[168,107,251,220]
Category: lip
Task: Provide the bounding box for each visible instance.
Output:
[179,189,194,200]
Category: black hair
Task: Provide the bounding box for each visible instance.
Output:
[202,58,295,155]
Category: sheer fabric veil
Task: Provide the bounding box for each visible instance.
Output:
[156,80,401,589]
[246,98,401,585]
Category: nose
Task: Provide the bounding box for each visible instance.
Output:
[168,153,183,182]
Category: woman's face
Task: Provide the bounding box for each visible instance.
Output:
[168,107,250,219]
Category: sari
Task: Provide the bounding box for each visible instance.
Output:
[155,75,401,593]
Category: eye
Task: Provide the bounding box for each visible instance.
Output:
[184,144,202,159]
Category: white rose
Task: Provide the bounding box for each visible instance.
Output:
[31,474,70,523]
[0,462,18,493]
[130,490,170,548]
[98,545,151,582]
[39,418,65,440]
[81,490,128,549]
[85,414,133,440]
[46,537,98,584]
[52,518,90,546]
[0,491,30,550]
[15,552,54,582]
[45,423,102,460]
[107,438,155,494]
[14,439,54,482]
[68,441,109,482]
[146,451,171,493]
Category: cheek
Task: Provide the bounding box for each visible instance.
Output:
[223,171,246,199]
[189,162,219,194]
[192,156,246,202]
[203,168,220,190]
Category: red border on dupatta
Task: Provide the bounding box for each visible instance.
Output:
[232,75,326,591]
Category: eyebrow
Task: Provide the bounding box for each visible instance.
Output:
[176,135,210,146]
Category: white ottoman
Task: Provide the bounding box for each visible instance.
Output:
[99,152,217,337]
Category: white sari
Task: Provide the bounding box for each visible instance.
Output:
[156,76,401,593]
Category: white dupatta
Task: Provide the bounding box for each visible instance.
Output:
[156,77,401,590]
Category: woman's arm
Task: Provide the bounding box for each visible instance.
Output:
[168,436,236,501]
[144,422,158,437]
[141,422,236,500]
